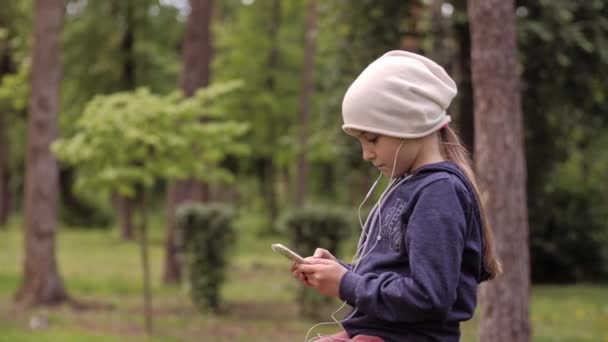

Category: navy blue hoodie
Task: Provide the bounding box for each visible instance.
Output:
[338,161,490,342]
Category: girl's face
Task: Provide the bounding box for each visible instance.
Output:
[354,131,424,178]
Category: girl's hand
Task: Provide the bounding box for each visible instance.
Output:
[291,248,336,286]
[295,258,348,297]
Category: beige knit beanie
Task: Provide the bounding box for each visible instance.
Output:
[342,50,457,139]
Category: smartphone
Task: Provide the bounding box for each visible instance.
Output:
[271,243,306,264]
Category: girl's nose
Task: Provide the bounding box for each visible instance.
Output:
[362,148,375,161]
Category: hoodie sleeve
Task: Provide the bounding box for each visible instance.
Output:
[339,178,468,322]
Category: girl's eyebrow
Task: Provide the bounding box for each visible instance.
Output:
[360,131,378,138]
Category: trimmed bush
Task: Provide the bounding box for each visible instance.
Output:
[59,199,113,229]
[176,202,236,313]
[280,205,352,319]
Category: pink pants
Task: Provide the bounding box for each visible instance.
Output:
[313,331,384,342]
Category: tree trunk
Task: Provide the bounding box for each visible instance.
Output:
[113,192,135,240]
[121,0,136,91]
[114,0,137,241]
[257,0,281,230]
[295,0,317,206]
[452,2,475,152]
[137,186,153,334]
[15,0,68,308]
[468,1,531,341]
[163,184,185,284]
[0,27,14,227]
[429,0,475,152]
[0,106,9,229]
[0,111,8,227]
[257,157,278,229]
[163,0,214,285]
[400,1,423,53]
[428,0,451,67]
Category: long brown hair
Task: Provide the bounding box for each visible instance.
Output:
[439,126,502,279]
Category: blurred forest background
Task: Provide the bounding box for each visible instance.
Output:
[0,0,607,341]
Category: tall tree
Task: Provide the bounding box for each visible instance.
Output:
[295,0,317,206]
[163,0,214,284]
[53,84,247,334]
[15,0,68,308]
[257,0,281,226]
[213,0,310,228]
[468,0,530,341]
[114,0,137,240]
[0,122,8,227]
[58,0,182,231]
[0,35,14,227]
[451,0,474,152]
[428,0,475,151]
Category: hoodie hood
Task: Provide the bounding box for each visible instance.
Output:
[410,161,492,282]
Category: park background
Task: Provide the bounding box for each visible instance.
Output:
[1,0,607,341]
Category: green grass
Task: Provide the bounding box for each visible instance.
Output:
[1,222,608,342]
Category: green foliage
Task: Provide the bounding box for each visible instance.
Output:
[279,205,352,319]
[309,0,413,203]
[51,82,249,197]
[59,198,114,229]
[530,134,608,282]
[518,0,608,282]
[0,60,29,114]
[518,0,608,182]
[176,202,237,313]
[212,0,309,228]
[213,0,306,163]
[0,60,29,178]
[61,0,183,137]
[212,0,416,223]
[3,0,606,287]
[0,0,32,59]
[0,1,32,212]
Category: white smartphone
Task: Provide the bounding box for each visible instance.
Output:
[271,243,306,264]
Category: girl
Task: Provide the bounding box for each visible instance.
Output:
[292,50,501,342]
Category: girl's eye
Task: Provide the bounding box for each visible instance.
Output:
[366,134,379,143]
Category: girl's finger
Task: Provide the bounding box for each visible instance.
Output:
[305,276,315,287]
[297,264,320,273]
[302,256,317,264]
[298,260,332,274]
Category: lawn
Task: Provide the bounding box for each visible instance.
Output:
[1,219,607,342]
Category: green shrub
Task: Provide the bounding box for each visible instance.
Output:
[59,198,114,229]
[176,202,237,313]
[531,188,608,282]
[530,139,608,283]
[280,205,352,319]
